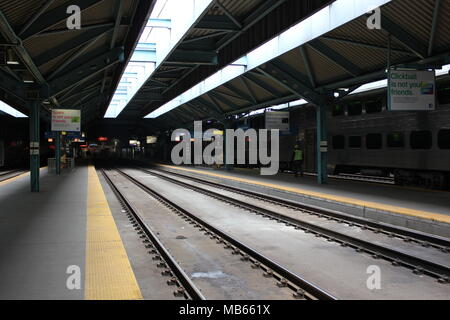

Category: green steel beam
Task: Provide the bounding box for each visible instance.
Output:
[221,82,255,104]
[0,9,47,85]
[183,31,229,44]
[223,94,298,117]
[34,25,112,66]
[49,47,124,98]
[110,0,124,49]
[216,0,288,50]
[196,15,240,32]
[209,90,237,110]
[319,36,413,55]
[167,50,218,65]
[215,1,242,29]
[258,62,325,106]
[428,0,442,56]
[47,33,105,81]
[0,67,26,100]
[381,14,428,59]
[214,89,252,104]
[19,0,56,36]
[242,73,284,98]
[21,0,104,41]
[308,39,363,77]
[300,46,316,88]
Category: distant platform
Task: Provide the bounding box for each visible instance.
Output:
[156,164,450,238]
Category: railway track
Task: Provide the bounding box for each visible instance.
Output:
[104,167,337,300]
[101,168,206,300]
[136,166,450,284]
[333,173,395,184]
[0,169,27,182]
[301,172,394,184]
[150,166,449,249]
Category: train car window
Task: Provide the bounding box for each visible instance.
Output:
[438,129,450,149]
[347,101,363,116]
[332,135,345,149]
[365,100,383,114]
[366,134,382,149]
[387,132,405,148]
[332,104,345,116]
[410,131,432,149]
[348,136,362,148]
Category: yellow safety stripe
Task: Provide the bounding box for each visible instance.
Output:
[158,164,450,224]
[85,164,143,300]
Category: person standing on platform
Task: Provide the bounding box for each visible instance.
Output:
[291,141,304,178]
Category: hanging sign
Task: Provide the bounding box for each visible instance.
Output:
[265,111,290,133]
[388,70,436,111]
[51,109,81,132]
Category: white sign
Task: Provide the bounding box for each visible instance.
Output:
[146,136,157,144]
[265,111,290,133]
[389,70,436,111]
[51,109,81,132]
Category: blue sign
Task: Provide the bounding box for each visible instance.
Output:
[45,131,57,139]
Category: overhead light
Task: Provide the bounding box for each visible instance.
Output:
[22,73,35,83]
[6,48,19,65]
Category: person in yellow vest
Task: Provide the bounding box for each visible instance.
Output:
[291,142,304,178]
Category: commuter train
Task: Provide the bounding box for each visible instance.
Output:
[237,79,450,190]
[0,139,54,169]
[0,140,29,169]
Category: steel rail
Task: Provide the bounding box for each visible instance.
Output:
[115,167,337,301]
[0,169,28,181]
[140,167,450,283]
[150,166,450,250]
[101,168,206,301]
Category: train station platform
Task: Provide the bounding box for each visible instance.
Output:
[0,163,142,300]
[156,164,450,238]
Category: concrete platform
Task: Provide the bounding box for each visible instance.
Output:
[156,164,450,238]
[0,164,142,300]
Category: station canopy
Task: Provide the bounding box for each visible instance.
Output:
[110,0,450,131]
[0,0,156,122]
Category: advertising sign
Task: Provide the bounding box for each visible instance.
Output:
[388,70,436,111]
[265,111,290,133]
[51,109,81,132]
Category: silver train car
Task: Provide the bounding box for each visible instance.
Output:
[291,82,450,190]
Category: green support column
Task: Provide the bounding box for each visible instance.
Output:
[223,120,234,171]
[55,132,61,175]
[316,105,328,184]
[29,101,40,192]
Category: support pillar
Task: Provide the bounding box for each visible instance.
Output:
[29,101,40,192]
[55,132,61,175]
[316,105,328,184]
[223,120,233,171]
